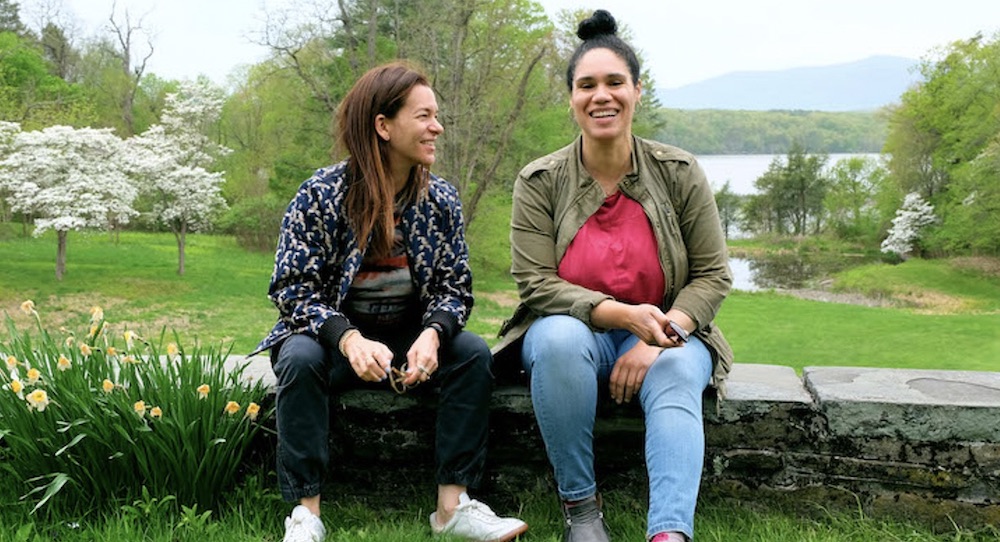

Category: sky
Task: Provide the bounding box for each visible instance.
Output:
[46,0,1000,89]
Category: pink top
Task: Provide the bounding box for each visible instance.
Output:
[558,191,665,305]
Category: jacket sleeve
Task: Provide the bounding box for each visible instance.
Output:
[671,158,732,329]
[268,175,352,348]
[510,168,612,327]
[419,180,474,339]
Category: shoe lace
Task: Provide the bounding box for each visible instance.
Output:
[461,499,501,522]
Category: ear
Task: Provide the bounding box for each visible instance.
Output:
[374,114,391,141]
[635,80,643,103]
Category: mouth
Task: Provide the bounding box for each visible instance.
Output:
[590,109,618,119]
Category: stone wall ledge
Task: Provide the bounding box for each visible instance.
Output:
[232,356,1000,529]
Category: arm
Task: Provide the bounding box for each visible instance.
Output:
[509,172,611,326]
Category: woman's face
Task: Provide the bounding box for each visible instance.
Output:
[377,84,444,171]
[570,48,642,143]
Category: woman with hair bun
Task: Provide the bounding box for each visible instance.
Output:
[495,10,733,542]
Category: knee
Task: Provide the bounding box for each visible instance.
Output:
[273,335,326,384]
[446,331,492,376]
[522,315,593,367]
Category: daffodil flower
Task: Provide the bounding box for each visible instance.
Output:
[20,300,36,315]
[166,342,179,359]
[124,330,141,350]
[57,355,71,372]
[102,379,114,393]
[150,406,163,419]
[245,402,261,421]
[90,306,104,324]
[5,355,18,370]
[65,336,76,347]
[80,343,92,357]
[5,378,24,399]
[26,389,50,412]
[197,384,210,399]
[106,347,117,357]
[134,400,146,418]
[122,355,137,364]
[224,401,240,416]
[25,368,41,385]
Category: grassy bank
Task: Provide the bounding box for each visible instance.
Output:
[1,225,998,369]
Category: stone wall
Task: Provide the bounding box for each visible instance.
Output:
[238,357,1000,529]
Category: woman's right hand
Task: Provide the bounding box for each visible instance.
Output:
[341,332,395,382]
[593,300,672,347]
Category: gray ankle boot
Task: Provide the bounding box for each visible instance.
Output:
[562,494,611,542]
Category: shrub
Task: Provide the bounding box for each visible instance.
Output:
[219,194,286,253]
[0,301,271,514]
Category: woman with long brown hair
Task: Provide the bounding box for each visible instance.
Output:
[253,62,527,542]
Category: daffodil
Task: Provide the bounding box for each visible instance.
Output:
[224,401,240,416]
[5,355,18,370]
[6,378,24,399]
[26,389,50,412]
[197,384,210,399]
[134,400,146,418]
[245,402,261,421]
[102,379,114,393]
[25,368,40,385]
[65,336,76,348]
[80,343,92,357]
[150,406,163,419]
[88,324,99,338]
[122,355,137,364]
[166,342,179,359]
[20,300,36,315]
[90,306,104,324]
[124,330,141,350]
[57,355,71,372]
[106,346,117,357]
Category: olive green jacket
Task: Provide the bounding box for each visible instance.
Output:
[493,136,734,394]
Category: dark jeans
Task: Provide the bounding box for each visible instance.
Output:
[270,328,494,502]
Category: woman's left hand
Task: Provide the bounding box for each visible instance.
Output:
[404,327,440,386]
[609,342,662,404]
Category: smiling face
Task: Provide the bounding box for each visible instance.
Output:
[376,84,443,181]
[570,47,642,144]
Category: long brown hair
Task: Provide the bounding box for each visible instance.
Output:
[336,62,430,258]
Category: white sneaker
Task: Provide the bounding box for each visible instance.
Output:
[283,505,326,542]
[430,492,529,542]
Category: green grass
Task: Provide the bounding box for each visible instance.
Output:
[2,478,997,542]
[0,226,277,354]
[3,222,1000,541]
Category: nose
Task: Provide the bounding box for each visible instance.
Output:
[430,118,444,134]
[593,83,612,102]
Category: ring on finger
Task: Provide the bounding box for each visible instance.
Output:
[417,365,430,375]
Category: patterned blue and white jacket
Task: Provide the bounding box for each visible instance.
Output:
[251,161,474,356]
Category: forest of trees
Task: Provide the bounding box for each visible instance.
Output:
[1,0,998,271]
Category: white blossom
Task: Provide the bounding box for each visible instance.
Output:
[129,79,230,235]
[0,125,138,237]
[880,192,938,258]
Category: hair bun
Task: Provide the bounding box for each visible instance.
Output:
[576,9,618,41]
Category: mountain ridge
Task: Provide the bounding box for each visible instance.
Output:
[655,55,922,112]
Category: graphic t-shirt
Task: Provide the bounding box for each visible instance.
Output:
[343,213,418,329]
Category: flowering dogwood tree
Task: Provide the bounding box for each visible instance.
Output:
[0,124,137,280]
[129,79,231,275]
[881,192,938,259]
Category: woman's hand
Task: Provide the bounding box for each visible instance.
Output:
[404,327,440,386]
[341,332,395,382]
[610,341,661,404]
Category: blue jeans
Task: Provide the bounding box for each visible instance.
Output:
[271,328,493,502]
[521,315,712,540]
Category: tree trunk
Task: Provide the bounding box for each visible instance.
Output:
[55,229,67,281]
[175,223,187,275]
